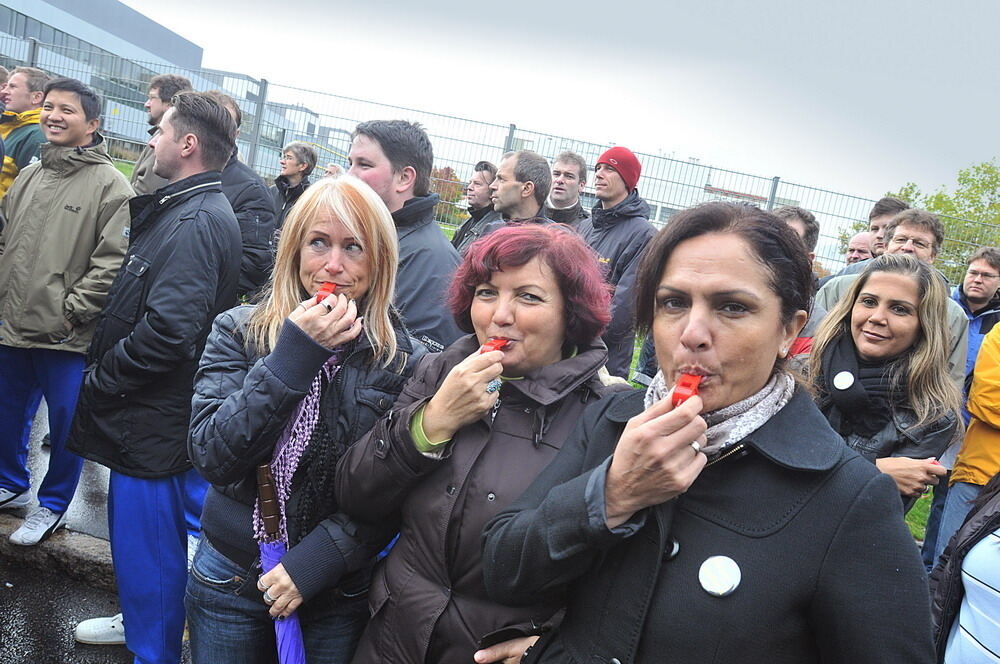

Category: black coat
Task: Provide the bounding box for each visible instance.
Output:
[189,305,425,601]
[576,192,655,378]
[451,205,502,255]
[220,148,276,299]
[270,174,310,230]
[482,387,934,664]
[68,172,242,478]
[393,194,463,352]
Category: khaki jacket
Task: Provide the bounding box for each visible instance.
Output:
[129,126,168,195]
[0,137,132,354]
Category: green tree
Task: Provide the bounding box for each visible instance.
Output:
[886,159,1000,283]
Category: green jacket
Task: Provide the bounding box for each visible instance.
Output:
[0,108,45,199]
[0,136,132,354]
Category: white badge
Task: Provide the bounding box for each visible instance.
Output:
[699,556,741,597]
[833,370,855,390]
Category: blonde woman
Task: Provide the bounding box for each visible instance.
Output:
[810,253,961,508]
[186,175,425,663]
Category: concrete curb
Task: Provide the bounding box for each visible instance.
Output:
[0,513,116,594]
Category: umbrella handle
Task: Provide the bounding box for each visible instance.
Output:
[256,464,281,539]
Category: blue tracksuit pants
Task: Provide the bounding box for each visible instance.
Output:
[0,345,85,513]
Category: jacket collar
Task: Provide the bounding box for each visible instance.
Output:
[443,334,609,406]
[392,193,440,229]
[275,174,310,196]
[468,203,496,223]
[39,133,111,174]
[129,170,224,230]
[589,190,651,228]
[0,107,41,128]
[606,384,842,472]
[952,284,1000,319]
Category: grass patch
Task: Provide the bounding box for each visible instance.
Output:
[115,160,135,180]
[905,492,931,540]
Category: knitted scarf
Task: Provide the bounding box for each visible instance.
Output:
[253,352,342,544]
[644,371,795,458]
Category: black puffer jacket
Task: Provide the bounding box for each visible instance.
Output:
[221,148,276,299]
[270,174,310,230]
[69,171,241,478]
[451,205,502,255]
[189,305,425,601]
[577,192,655,378]
[393,194,463,352]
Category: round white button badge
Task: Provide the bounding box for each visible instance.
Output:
[833,371,855,390]
[699,556,741,597]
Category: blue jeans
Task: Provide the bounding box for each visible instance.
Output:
[185,537,369,664]
[932,481,983,567]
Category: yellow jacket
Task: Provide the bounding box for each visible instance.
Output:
[0,107,45,199]
[953,323,1000,486]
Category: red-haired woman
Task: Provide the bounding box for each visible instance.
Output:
[336,224,624,664]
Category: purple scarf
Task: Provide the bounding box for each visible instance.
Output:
[253,352,342,543]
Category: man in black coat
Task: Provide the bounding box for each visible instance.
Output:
[348,120,462,352]
[451,159,501,255]
[543,150,590,228]
[68,92,241,663]
[577,147,655,379]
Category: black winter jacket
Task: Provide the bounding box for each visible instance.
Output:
[929,480,1000,660]
[270,174,310,230]
[451,205,502,255]
[577,192,655,378]
[68,172,241,478]
[221,148,276,299]
[189,305,425,601]
[483,387,934,664]
[393,194,463,352]
[543,201,589,228]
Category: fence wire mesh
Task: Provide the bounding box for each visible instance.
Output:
[1,32,993,283]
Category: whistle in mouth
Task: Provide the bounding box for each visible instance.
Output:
[315,282,337,305]
[480,338,511,353]
[672,373,703,407]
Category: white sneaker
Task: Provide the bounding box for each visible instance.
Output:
[0,488,30,510]
[9,506,66,545]
[74,613,126,645]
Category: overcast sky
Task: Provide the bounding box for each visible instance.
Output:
[119,0,997,200]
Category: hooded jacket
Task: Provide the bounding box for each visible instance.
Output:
[269,174,310,230]
[0,137,132,354]
[952,285,1000,381]
[577,191,656,378]
[220,147,276,298]
[393,193,464,352]
[129,126,169,195]
[336,334,622,664]
[451,205,502,255]
[0,107,45,199]
[68,171,242,478]
[543,200,590,228]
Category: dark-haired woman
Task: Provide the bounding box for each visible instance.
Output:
[809,254,962,509]
[186,176,424,663]
[482,203,934,663]
[336,224,624,664]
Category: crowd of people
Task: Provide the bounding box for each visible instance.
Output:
[0,66,996,664]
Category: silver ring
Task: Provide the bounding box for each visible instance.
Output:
[486,378,502,393]
[690,441,701,454]
[263,590,276,604]
[323,302,333,313]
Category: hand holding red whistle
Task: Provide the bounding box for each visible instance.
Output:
[315,282,337,305]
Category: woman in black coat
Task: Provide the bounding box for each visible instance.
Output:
[809,253,961,509]
[482,203,934,664]
[185,176,423,663]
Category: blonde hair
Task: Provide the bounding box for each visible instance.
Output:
[809,254,961,427]
[247,175,400,365]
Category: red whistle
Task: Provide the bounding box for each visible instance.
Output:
[314,282,337,305]
[480,338,511,353]
[672,373,703,407]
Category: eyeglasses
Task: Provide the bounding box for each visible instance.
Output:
[967,269,1000,281]
[889,235,932,251]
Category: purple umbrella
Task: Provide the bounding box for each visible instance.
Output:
[258,465,307,664]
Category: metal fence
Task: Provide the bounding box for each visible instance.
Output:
[2,33,994,283]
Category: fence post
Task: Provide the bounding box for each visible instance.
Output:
[246,78,269,172]
[503,123,516,153]
[766,176,780,210]
[27,38,38,67]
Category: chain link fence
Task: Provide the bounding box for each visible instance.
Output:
[2,33,994,283]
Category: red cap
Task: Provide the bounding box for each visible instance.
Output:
[596,146,642,192]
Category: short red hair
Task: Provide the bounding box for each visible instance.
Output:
[448,225,611,346]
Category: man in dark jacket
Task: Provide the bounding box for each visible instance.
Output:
[451,159,501,255]
[483,150,553,234]
[348,120,462,352]
[68,92,241,664]
[129,74,192,196]
[206,90,276,299]
[543,150,590,228]
[577,146,655,378]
